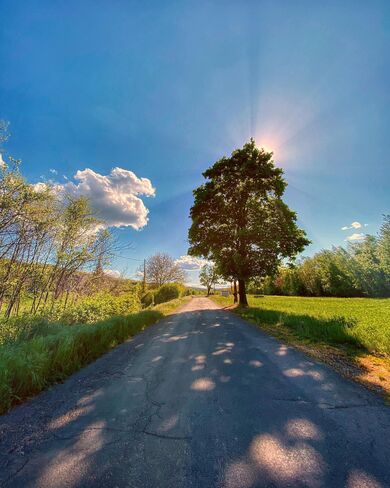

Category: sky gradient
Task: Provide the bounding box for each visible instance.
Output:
[1,1,389,283]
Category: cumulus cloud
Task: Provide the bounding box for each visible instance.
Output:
[346,233,366,242]
[103,269,121,278]
[0,153,6,169]
[58,167,155,229]
[175,255,210,270]
[32,182,51,193]
[341,221,362,231]
[49,168,58,175]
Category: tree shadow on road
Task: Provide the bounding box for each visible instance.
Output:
[1,307,389,487]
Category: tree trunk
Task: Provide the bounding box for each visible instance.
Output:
[238,279,248,306]
[207,286,211,296]
[233,280,238,303]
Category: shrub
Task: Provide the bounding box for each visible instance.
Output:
[141,291,154,308]
[154,283,183,304]
[57,292,141,325]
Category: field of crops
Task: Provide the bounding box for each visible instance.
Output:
[212,295,390,356]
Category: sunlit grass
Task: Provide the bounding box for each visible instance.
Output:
[0,297,189,414]
[211,295,390,355]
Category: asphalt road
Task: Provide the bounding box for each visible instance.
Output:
[1,297,390,488]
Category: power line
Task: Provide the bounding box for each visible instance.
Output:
[112,254,144,262]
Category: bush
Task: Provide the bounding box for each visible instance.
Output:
[154,283,183,304]
[55,292,141,325]
[141,291,154,308]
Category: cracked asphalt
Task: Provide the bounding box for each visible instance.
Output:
[1,297,390,487]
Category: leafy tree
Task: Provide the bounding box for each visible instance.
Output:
[277,266,304,296]
[259,216,390,298]
[188,139,309,305]
[144,253,186,287]
[350,236,387,297]
[378,215,390,278]
[199,264,221,296]
[315,248,358,297]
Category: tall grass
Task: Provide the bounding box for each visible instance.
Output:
[0,297,190,414]
[212,295,390,355]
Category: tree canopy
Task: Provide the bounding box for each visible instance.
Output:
[199,264,221,296]
[144,253,185,287]
[188,139,310,305]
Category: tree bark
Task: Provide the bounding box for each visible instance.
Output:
[238,279,248,306]
[233,280,238,303]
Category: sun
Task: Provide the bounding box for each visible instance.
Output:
[259,143,274,153]
[256,142,275,155]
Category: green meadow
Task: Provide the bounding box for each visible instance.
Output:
[212,295,390,356]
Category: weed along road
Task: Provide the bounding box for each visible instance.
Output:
[1,297,390,488]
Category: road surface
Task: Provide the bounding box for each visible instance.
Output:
[1,297,390,487]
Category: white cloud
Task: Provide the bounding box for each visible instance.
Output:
[0,153,6,169]
[175,255,210,270]
[346,233,366,242]
[57,167,155,229]
[103,269,121,278]
[341,221,362,231]
[32,182,50,193]
[49,168,58,175]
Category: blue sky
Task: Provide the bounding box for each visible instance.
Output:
[1,1,389,283]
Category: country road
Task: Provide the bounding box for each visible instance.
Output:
[1,297,390,488]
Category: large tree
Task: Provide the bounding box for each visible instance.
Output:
[188,139,310,305]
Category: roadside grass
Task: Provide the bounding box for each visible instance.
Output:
[211,295,390,398]
[0,296,190,414]
[152,296,191,315]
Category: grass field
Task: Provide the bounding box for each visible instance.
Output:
[0,296,190,414]
[211,294,390,397]
[212,295,390,356]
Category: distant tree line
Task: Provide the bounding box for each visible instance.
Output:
[250,215,390,298]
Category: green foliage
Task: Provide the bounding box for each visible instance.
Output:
[0,296,189,414]
[0,149,120,320]
[57,292,141,324]
[378,215,390,277]
[188,139,309,305]
[0,310,163,413]
[212,294,390,355]
[183,287,203,296]
[141,291,154,308]
[154,283,184,304]
[199,264,221,295]
[0,292,141,343]
[260,218,390,298]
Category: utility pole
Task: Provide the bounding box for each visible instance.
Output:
[142,259,146,293]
